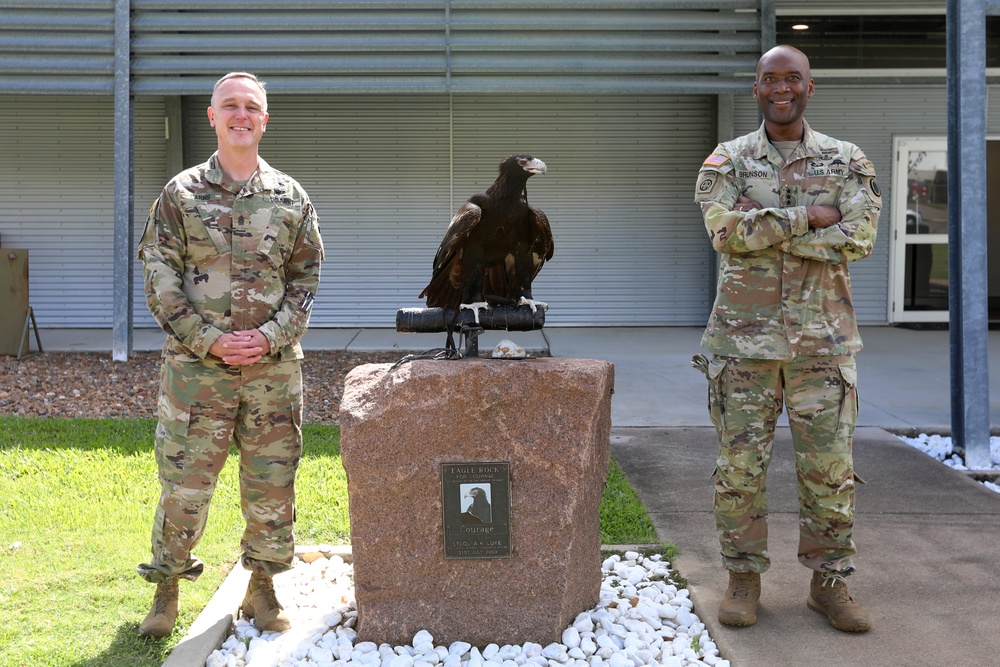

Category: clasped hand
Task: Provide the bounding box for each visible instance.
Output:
[209,329,271,365]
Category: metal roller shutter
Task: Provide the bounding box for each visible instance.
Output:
[0,95,165,328]
[186,93,715,327]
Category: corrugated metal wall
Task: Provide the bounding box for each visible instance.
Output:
[0,0,115,93]
[1,1,762,95]
[183,93,716,327]
[0,96,165,327]
[130,0,761,95]
[734,82,1000,325]
[445,2,760,94]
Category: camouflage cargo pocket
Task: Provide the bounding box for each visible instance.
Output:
[836,361,859,439]
[692,353,729,432]
[708,357,729,432]
[154,388,192,483]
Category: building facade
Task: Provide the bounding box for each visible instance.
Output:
[0,1,997,337]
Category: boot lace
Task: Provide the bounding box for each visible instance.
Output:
[729,574,756,600]
[819,571,854,603]
[153,582,177,615]
[254,575,284,611]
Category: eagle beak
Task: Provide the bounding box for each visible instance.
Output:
[524,158,547,176]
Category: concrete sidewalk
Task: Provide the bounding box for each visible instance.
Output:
[544,325,1000,432]
[611,426,1000,667]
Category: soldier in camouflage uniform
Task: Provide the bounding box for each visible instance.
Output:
[692,46,880,633]
[135,72,324,638]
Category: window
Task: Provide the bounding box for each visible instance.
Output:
[776,15,1000,70]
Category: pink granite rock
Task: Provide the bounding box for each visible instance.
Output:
[339,357,614,647]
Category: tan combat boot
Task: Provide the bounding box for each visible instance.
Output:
[807,570,872,632]
[138,579,179,638]
[241,571,292,632]
[718,571,761,627]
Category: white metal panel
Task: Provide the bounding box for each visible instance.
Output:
[186,93,715,327]
[0,96,165,328]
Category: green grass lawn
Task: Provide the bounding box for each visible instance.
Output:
[0,416,662,667]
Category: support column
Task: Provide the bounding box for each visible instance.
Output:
[112,0,133,362]
[946,0,991,467]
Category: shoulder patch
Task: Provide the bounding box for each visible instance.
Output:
[703,154,730,168]
[861,175,882,209]
[694,169,727,202]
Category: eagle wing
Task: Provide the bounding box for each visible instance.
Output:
[529,205,554,276]
[419,198,483,307]
[482,205,553,301]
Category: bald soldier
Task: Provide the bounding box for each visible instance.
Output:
[136,72,324,637]
[692,46,880,632]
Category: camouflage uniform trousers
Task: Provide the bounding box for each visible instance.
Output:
[695,353,860,575]
[137,357,303,584]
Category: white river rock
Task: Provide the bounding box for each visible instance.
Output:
[206,551,729,667]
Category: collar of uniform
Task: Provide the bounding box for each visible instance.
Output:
[204,153,278,194]
[251,156,279,192]
[750,119,824,164]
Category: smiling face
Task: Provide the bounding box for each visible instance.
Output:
[753,46,814,142]
[207,75,269,156]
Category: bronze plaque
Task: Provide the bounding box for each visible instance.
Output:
[441,462,512,559]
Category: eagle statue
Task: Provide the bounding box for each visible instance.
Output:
[419,154,553,351]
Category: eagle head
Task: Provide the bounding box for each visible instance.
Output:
[501,154,547,177]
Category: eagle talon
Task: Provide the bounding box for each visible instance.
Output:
[517,297,548,313]
[460,301,492,325]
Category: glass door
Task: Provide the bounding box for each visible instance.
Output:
[891,137,950,322]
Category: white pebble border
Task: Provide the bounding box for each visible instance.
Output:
[205,550,728,667]
[896,433,1000,493]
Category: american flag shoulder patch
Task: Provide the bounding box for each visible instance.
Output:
[703,154,729,167]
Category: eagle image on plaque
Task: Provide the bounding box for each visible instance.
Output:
[442,462,511,559]
[461,485,493,524]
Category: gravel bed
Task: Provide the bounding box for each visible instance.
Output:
[896,433,1000,493]
[208,550,728,667]
[0,351,404,424]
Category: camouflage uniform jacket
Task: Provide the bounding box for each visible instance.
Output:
[138,153,324,362]
[694,121,881,359]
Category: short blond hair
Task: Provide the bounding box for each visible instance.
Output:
[212,72,268,111]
